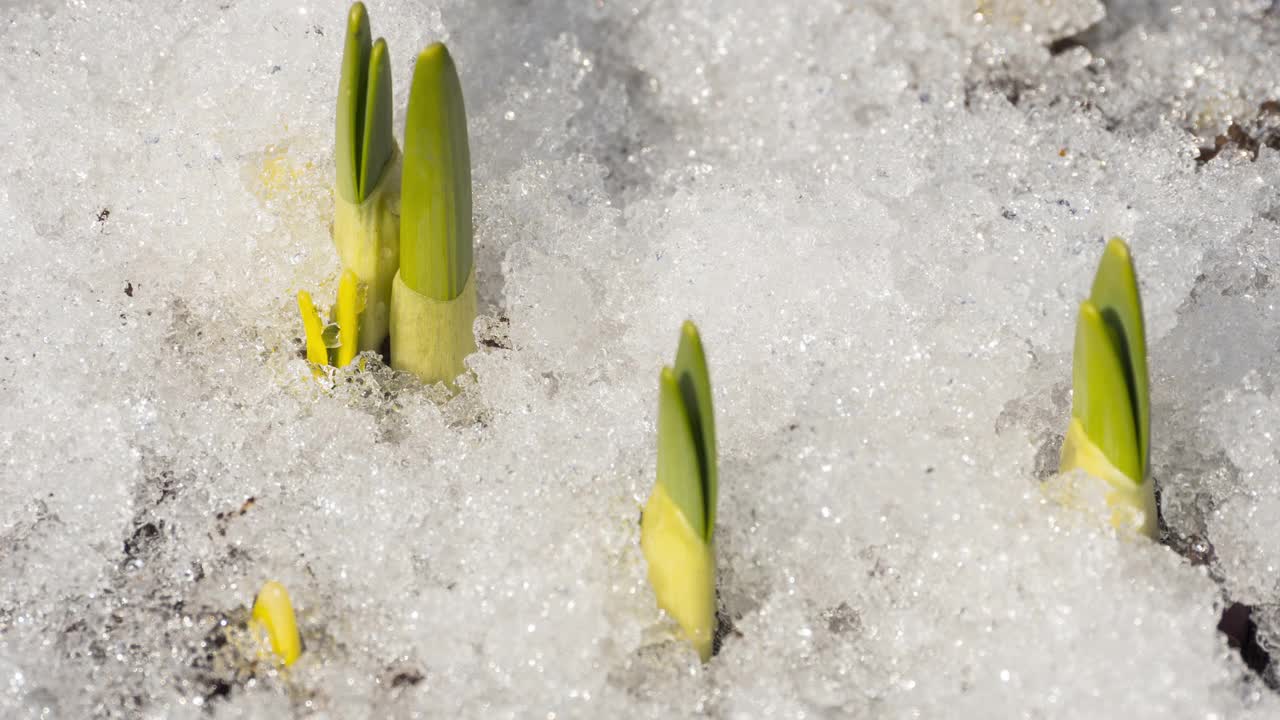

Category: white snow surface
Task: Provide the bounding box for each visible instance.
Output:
[3,0,1280,717]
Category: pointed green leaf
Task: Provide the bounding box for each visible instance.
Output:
[673,321,716,541]
[657,366,706,540]
[1088,237,1149,481]
[336,2,371,203]
[358,38,394,201]
[400,43,473,301]
[1072,300,1142,484]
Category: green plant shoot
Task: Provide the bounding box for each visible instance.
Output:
[641,321,719,661]
[398,43,473,301]
[389,43,477,386]
[1060,237,1156,537]
[333,1,400,353]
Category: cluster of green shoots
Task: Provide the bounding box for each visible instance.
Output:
[297,2,475,387]
[255,6,1157,670]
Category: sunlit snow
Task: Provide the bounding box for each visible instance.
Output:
[3,0,1280,717]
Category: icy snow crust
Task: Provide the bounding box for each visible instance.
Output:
[3,0,1280,717]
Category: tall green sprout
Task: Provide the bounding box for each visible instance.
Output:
[389,43,477,386]
[332,1,400,353]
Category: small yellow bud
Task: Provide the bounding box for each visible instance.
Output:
[251,580,302,666]
[297,291,329,371]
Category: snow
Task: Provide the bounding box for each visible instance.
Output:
[3,0,1280,717]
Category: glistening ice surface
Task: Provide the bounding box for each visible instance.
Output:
[3,0,1280,717]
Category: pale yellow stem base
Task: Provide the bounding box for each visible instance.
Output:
[333,148,401,352]
[389,268,477,387]
[1058,417,1157,538]
[640,483,716,662]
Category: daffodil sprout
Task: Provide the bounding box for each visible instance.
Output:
[641,321,718,661]
[333,1,400,353]
[389,42,477,386]
[1060,237,1156,537]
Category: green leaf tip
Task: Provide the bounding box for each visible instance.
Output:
[359,39,394,201]
[1069,237,1149,484]
[337,2,394,204]
[658,321,717,542]
[400,42,474,302]
[675,321,717,538]
[1088,237,1149,478]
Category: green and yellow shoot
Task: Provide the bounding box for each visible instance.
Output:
[332,1,400,353]
[641,321,718,661]
[389,42,477,386]
[1059,238,1156,537]
[293,5,478,388]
